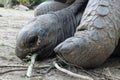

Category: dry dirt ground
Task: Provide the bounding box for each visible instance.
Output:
[0,8,120,80]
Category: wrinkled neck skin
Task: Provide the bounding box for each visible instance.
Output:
[67,0,88,14]
[16,0,88,60]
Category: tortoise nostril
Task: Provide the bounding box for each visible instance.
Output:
[15,47,25,59]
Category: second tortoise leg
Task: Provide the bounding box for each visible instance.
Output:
[34,1,69,16]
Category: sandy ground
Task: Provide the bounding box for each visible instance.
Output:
[0,8,120,80]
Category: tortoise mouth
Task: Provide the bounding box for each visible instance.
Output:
[16,41,54,60]
[15,46,40,60]
[16,38,41,60]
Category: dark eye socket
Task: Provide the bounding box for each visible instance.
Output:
[28,36,38,48]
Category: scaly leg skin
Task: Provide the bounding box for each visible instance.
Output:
[54,0,120,68]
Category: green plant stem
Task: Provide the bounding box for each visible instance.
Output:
[26,53,38,78]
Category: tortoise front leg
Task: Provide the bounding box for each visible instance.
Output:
[54,0,120,68]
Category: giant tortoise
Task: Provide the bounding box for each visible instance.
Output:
[16,0,120,68]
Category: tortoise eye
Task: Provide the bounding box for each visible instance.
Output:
[28,36,38,48]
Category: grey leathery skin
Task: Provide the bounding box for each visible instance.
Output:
[16,0,88,60]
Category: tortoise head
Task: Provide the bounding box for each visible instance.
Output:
[16,17,56,60]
